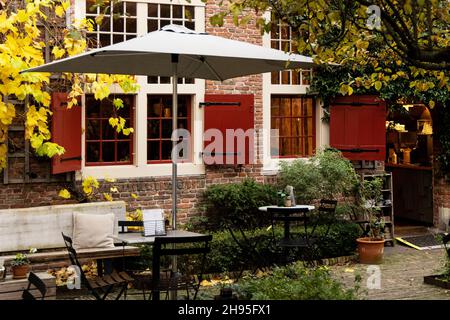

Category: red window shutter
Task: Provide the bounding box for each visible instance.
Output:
[330,95,386,161]
[51,92,82,174]
[203,94,254,165]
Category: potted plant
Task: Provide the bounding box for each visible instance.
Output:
[356,178,386,264]
[10,253,31,279]
[277,191,287,207]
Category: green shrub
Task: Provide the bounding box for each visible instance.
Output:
[315,220,360,259]
[231,262,359,300]
[201,179,278,231]
[279,148,359,203]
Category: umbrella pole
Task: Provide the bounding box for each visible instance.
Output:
[171,53,178,232]
[171,53,179,300]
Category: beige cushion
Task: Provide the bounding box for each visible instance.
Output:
[72,213,115,250]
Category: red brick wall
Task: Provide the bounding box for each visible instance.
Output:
[0,1,270,224]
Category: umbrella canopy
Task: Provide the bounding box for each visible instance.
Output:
[23,24,316,231]
[24,24,314,80]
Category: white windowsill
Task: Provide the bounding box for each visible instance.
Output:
[81,163,205,180]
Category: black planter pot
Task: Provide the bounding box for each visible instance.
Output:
[423,275,450,289]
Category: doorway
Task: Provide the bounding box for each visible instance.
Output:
[385,103,434,226]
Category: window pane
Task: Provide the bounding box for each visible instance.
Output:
[147,141,160,161]
[100,100,113,117]
[86,120,100,140]
[173,5,182,18]
[271,71,280,84]
[280,97,291,116]
[271,97,280,116]
[292,70,300,85]
[86,0,97,14]
[292,138,301,156]
[117,141,130,162]
[113,34,124,44]
[185,6,194,20]
[99,17,111,32]
[292,98,301,117]
[112,17,124,32]
[185,21,195,30]
[86,96,100,117]
[113,2,124,15]
[148,75,158,83]
[270,96,315,157]
[160,4,170,18]
[160,19,170,29]
[302,71,311,85]
[160,76,170,84]
[99,33,111,47]
[280,138,291,156]
[292,118,302,137]
[162,119,172,139]
[281,70,290,85]
[280,118,291,136]
[86,142,100,162]
[148,19,158,32]
[126,18,137,33]
[148,120,160,139]
[148,99,162,117]
[178,119,188,130]
[102,120,115,140]
[126,2,136,16]
[271,117,280,130]
[148,4,158,17]
[162,140,172,160]
[102,142,115,162]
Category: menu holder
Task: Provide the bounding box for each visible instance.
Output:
[143,209,166,237]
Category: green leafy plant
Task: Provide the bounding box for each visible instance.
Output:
[10,253,30,267]
[360,178,385,240]
[230,262,359,300]
[279,148,359,203]
[201,179,278,231]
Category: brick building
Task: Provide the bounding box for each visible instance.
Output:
[2,0,448,230]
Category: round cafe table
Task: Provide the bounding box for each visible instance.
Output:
[258,205,315,245]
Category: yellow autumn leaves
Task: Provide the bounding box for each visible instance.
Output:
[0,0,139,170]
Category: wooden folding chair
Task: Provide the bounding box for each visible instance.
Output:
[61,232,134,300]
[22,272,47,300]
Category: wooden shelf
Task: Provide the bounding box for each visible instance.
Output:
[362,172,395,246]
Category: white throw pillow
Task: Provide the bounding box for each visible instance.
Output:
[72,213,115,250]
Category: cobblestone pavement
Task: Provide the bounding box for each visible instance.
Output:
[329,245,450,300]
[57,245,450,300]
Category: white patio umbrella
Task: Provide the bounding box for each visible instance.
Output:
[23,24,316,231]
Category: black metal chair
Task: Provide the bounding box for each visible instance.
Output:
[151,234,212,301]
[310,199,338,237]
[348,204,371,237]
[61,232,134,300]
[442,232,450,259]
[268,207,317,265]
[22,272,47,300]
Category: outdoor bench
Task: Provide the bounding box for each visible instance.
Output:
[0,201,141,274]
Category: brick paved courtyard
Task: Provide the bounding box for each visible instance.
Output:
[329,245,450,300]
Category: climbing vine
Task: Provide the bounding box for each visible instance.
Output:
[0,0,138,170]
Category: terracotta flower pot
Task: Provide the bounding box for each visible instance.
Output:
[11,264,30,279]
[356,237,385,264]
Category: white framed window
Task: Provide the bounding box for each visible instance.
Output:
[85,0,138,47]
[261,11,327,173]
[76,0,206,179]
